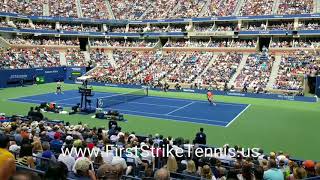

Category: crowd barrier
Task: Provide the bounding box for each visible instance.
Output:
[65,80,318,103]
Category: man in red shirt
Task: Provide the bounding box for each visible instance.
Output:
[207,90,216,106]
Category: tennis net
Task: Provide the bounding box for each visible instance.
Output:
[96,88,148,108]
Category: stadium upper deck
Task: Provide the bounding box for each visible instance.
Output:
[0,0,317,19]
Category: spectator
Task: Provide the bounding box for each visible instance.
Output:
[16,141,35,168]
[154,168,170,180]
[292,167,307,179]
[45,161,69,180]
[303,160,316,178]
[96,164,123,180]
[263,159,284,180]
[9,171,41,180]
[201,165,215,180]
[165,155,178,172]
[70,157,96,180]
[182,160,198,176]
[315,162,320,176]
[0,134,16,180]
[195,127,206,145]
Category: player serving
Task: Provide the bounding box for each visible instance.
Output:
[56,81,62,94]
[207,90,216,106]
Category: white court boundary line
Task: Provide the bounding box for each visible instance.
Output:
[104,107,228,125]
[9,93,251,128]
[166,102,195,115]
[225,104,251,127]
[10,99,228,127]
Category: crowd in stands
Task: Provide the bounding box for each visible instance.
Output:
[111,50,158,84]
[133,51,186,84]
[0,0,317,20]
[89,50,158,84]
[200,52,242,89]
[59,24,83,32]
[0,47,60,69]
[80,0,110,19]
[33,23,55,30]
[244,24,267,31]
[270,40,320,48]
[89,49,111,67]
[167,26,185,32]
[164,40,187,47]
[128,26,145,33]
[0,19,9,27]
[91,40,110,47]
[239,0,274,16]
[194,24,214,32]
[15,22,31,29]
[1,109,320,180]
[65,49,86,67]
[205,0,238,16]
[270,40,293,48]
[167,52,213,84]
[142,0,179,19]
[186,40,210,47]
[172,0,206,18]
[145,25,168,32]
[208,40,257,48]
[49,1,78,18]
[0,0,44,16]
[268,22,294,31]
[109,0,152,20]
[215,25,236,31]
[235,50,274,91]
[298,22,320,30]
[7,37,79,46]
[277,0,314,15]
[82,25,100,32]
[274,50,319,91]
[109,27,126,33]
[91,39,156,47]
[164,39,256,48]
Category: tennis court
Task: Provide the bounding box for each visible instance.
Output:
[9,90,250,127]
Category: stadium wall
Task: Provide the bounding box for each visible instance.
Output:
[316,76,320,98]
[65,80,318,103]
[0,67,86,88]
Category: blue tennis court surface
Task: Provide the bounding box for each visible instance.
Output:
[9,90,250,127]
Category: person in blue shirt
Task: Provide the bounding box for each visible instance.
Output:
[263,159,284,180]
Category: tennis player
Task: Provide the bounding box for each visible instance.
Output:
[56,81,62,94]
[207,90,216,106]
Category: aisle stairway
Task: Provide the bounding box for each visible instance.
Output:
[266,54,281,90]
[272,0,281,14]
[234,0,245,15]
[59,52,67,66]
[228,53,249,87]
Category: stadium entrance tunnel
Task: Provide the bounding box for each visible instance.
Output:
[79,38,89,51]
[258,37,271,51]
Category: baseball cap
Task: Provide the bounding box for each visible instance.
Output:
[303,160,315,170]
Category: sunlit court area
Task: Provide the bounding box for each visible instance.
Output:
[0,0,320,180]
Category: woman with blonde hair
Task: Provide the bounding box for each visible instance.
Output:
[165,155,178,172]
[32,140,43,157]
[182,160,198,176]
[201,165,216,180]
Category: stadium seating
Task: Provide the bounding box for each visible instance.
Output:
[167,52,213,84]
[274,50,320,91]
[235,51,275,90]
[0,113,319,180]
[0,47,60,69]
[200,52,243,89]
